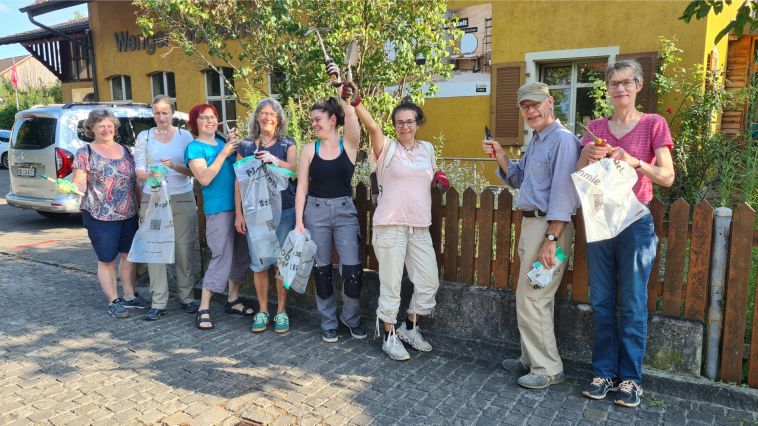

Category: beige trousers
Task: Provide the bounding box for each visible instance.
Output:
[139,190,198,309]
[515,216,574,376]
[373,225,440,324]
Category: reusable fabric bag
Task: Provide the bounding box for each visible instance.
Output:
[571,158,650,243]
[127,181,175,263]
[277,229,317,294]
[234,156,293,271]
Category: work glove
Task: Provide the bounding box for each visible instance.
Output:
[340,81,361,107]
[432,170,450,192]
[56,179,80,195]
[256,150,281,167]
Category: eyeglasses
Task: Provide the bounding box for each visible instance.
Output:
[607,79,638,91]
[395,119,417,128]
[258,111,278,118]
[198,115,217,121]
[519,101,542,112]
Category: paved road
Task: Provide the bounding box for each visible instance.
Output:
[1,254,756,425]
[0,169,97,274]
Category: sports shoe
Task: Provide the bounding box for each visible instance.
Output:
[107,298,129,319]
[180,301,199,314]
[122,293,148,309]
[614,380,643,408]
[382,330,411,361]
[501,358,529,374]
[144,308,166,321]
[274,312,290,334]
[322,329,338,343]
[517,372,565,389]
[583,377,620,400]
[339,317,367,339]
[396,323,432,352]
[251,312,269,333]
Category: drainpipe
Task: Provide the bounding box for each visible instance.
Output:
[26,13,99,101]
[704,207,732,380]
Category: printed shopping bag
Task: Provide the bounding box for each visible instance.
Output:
[571,158,649,243]
[277,229,317,294]
[127,182,175,263]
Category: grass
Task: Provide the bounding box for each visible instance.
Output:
[645,393,670,409]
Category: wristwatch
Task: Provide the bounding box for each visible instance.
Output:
[545,233,558,242]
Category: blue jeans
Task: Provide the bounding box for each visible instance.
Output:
[586,213,658,384]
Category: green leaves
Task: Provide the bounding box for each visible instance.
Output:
[680,0,756,43]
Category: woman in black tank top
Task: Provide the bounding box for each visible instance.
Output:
[294,96,367,343]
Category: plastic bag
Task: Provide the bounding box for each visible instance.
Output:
[127,183,175,264]
[526,246,567,289]
[234,157,294,271]
[571,158,650,243]
[277,229,317,294]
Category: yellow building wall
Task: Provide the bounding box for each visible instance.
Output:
[62,81,94,103]
[419,0,738,164]
[87,1,250,119]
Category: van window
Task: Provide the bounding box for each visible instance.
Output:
[12,117,57,150]
[77,117,189,146]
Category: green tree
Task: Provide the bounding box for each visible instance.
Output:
[680,0,758,43]
[0,79,62,128]
[134,0,460,142]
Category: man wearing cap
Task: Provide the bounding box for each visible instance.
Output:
[482,81,580,389]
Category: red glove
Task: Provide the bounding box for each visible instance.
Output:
[432,170,450,192]
[340,82,361,107]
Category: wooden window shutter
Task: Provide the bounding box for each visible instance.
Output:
[490,62,525,146]
[721,35,753,135]
[616,52,658,113]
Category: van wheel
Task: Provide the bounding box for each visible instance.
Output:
[37,211,71,219]
[1,153,7,169]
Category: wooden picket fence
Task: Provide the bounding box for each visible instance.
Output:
[352,183,758,388]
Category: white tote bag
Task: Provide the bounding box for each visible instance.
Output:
[571,158,650,243]
[127,183,175,264]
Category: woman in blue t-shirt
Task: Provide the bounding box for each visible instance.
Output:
[234,98,297,334]
[185,104,253,330]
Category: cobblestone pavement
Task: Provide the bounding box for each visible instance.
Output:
[1,255,756,426]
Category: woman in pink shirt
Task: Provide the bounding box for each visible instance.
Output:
[576,59,675,408]
[346,82,449,362]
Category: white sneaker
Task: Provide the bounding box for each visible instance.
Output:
[396,323,432,352]
[382,331,411,361]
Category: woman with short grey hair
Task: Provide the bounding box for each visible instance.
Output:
[234,97,297,334]
[134,95,198,321]
[577,58,675,408]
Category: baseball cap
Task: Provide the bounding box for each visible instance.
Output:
[517,82,550,104]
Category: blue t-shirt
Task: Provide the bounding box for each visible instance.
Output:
[237,137,297,210]
[185,138,236,215]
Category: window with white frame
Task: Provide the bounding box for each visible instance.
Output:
[524,47,619,136]
[540,60,607,135]
[150,71,176,99]
[205,67,236,126]
[110,75,132,101]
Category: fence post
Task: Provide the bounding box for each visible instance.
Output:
[704,207,732,380]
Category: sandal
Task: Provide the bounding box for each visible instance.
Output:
[196,309,214,330]
[224,299,254,316]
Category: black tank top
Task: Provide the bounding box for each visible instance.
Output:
[308,139,354,198]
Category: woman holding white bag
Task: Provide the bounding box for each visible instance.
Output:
[134,95,198,321]
[576,59,674,408]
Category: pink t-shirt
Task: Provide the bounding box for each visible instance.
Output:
[581,114,673,203]
[373,137,435,227]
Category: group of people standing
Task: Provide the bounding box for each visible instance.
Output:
[60,58,672,409]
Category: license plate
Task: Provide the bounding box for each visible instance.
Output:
[17,166,36,177]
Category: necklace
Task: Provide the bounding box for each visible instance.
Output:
[155,128,171,136]
[400,140,417,151]
[259,136,276,148]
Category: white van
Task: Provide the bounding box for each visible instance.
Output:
[6,103,188,218]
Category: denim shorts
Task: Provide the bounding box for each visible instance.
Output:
[276,207,296,247]
[81,210,139,263]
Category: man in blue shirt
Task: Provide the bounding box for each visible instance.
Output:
[483,81,580,389]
